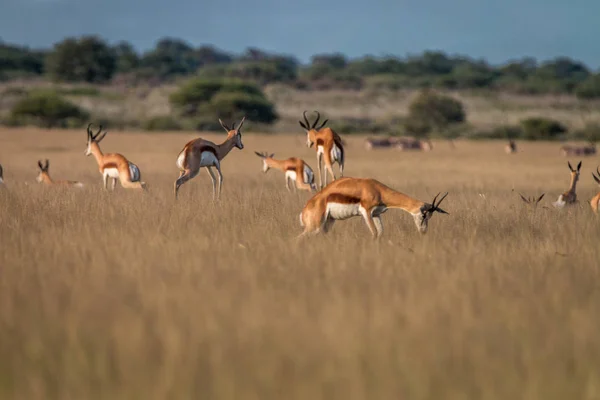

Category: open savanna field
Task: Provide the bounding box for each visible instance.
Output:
[1,127,600,400]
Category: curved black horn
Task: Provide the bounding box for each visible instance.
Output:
[519,193,529,203]
[434,192,448,208]
[237,116,246,131]
[312,110,321,129]
[87,123,94,138]
[302,110,310,130]
[317,119,329,130]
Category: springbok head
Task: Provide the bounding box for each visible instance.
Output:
[254,151,275,173]
[567,160,582,184]
[519,192,545,207]
[299,110,328,148]
[85,123,108,156]
[414,192,449,234]
[219,117,245,150]
[36,159,50,183]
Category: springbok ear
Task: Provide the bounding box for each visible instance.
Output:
[45,159,49,170]
[577,161,582,171]
[270,153,275,158]
[568,161,573,171]
[519,193,529,203]
[37,160,43,170]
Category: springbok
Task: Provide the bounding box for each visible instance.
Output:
[85,124,146,190]
[36,159,84,188]
[299,110,345,190]
[174,117,245,200]
[591,167,600,214]
[396,137,433,151]
[560,142,596,157]
[254,152,316,192]
[518,192,545,208]
[364,137,398,150]
[297,177,448,239]
[553,161,581,208]
[505,140,517,154]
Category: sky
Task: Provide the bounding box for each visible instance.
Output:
[1,0,599,68]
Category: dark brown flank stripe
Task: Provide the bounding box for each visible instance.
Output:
[326,193,361,204]
[198,146,218,157]
[103,162,119,169]
[285,166,296,172]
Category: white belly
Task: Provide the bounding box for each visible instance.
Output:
[199,151,218,167]
[285,170,297,181]
[326,202,361,220]
[104,168,119,178]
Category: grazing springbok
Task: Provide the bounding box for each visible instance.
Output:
[560,142,596,157]
[254,152,316,192]
[364,137,398,150]
[396,137,433,151]
[297,177,449,240]
[174,117,245,200]
[299,110,345,189]
[85,124,146,191]
[36,159,84,188]
[505,140,517,154]
[518,192,545,208]
[590,167,600,214]
[553,161,581,208]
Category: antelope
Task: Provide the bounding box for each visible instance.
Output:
[254,152,316,192]
[85,124,146,190]
[299,110,345,190]
[297,177,449,240]
[174,117,245,200]
[396,137,433,151]
[364,137,398,150]
[553,161,581,208]
[560,143,596,157]
[36,159,84,188]
[590,167,600,214]
[518,192,545,207]
[505,140,517,154]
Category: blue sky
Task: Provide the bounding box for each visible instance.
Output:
[1,0,599,68]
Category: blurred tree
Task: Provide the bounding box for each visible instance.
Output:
[113,41,139,73]
[405,90,466,136]
[46,36,116,83]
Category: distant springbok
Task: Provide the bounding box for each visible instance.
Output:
[505,140,517,154]
[553,161,581,208]
[560,142,596,157]
[174,117,245,200]
[591,167,600,214]
[85,124,146,191]
[254,152,316,192]
[364,137,398,150]
[396,137,433,151]
[518,192,545,208]
[36,159,84,188]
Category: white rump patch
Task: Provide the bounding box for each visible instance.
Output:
[330,144,342,163]
[176,151,186,169]
[199,151,218,167]
[128,162,141,182]
[73,182,84,188]
[326,202,361,220]
[553,195,566,208]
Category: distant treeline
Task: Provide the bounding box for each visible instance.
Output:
[1,35,600,99]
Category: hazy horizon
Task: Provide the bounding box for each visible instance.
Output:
[2,0,599,68]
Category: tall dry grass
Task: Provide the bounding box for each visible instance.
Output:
[1,128,600,400]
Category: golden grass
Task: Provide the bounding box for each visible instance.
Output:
[1,127,600,400]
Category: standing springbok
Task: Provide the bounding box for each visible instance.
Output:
[553,161,581,208]
[254,152,316,192]
[505,140,517,154]
[85,124,146,190]
[297,177,449,240]
[174,117,245,200]
[299,110,345,190]
[560,142,596,157]
[590,167,600,214]
[36,159,84,188]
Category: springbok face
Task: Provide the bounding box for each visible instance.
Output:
[299,110,328,148]
[568,160,582,184]
[85,123,108,156]
[219,117,245,150]
[254,151,275,173]
[412,192,449,234]
[36,159,49,183]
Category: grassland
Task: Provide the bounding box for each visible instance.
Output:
[1,127,600,399]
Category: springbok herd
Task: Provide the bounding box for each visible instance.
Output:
[1,110,600,239]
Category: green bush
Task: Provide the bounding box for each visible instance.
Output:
[170,78,278,127]
[520,117,567,140]
[470,125,524,140]
[575,74,600,99]
[142,115,183,131]
[9,90,89,128]
[405,90,466,136]
[571,123,600,142]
